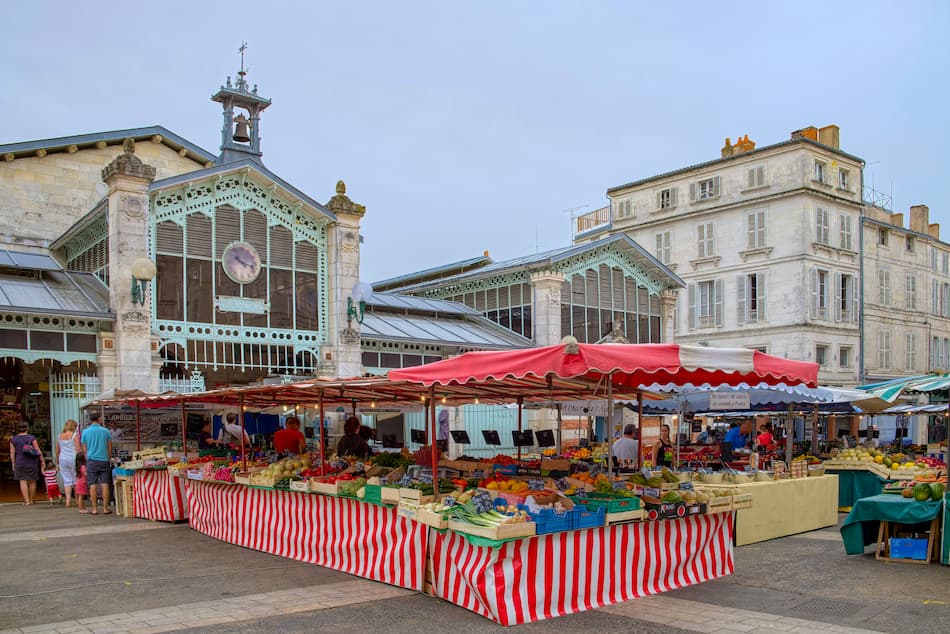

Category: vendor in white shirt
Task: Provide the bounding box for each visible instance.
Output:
[222,412,251,446]
[611,424,639,466]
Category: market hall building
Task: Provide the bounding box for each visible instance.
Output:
[0,68,683,474]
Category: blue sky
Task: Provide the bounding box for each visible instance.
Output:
[4,1,948,283]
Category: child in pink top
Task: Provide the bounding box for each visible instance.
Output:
[75,453,89,514]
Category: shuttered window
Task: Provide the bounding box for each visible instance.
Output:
[747,210,766,249]
[746,165,766,189]
[696,223,715,258]
[737,272,766,325]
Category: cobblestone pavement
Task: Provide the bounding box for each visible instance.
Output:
[0,502,947,633]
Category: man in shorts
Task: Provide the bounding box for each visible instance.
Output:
[81,412,113,515]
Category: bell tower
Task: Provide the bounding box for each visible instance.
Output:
[212,43,272,165]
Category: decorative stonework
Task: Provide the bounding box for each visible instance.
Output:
[340,326,360,345]
[326,180,366,217]
[120,310,149,323]
[101,138,157,183]
[119,193,146,220]
[340,229,359,251]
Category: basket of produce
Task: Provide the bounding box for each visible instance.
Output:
[445,492,536,540]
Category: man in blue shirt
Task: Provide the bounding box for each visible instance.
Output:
[81,412,113,515]
[723,420,753,452]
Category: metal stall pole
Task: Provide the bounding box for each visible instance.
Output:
[785,404,794,465]
[606,373,614,482]
[637,389,644,469]
[429,386,439,501]
[318,391,325,471]
[556,403,563,455]
[240,393,247,472]
[811,404,819,456]
[517,396,524,462]
[180,400,187,455]
[136,400,141,451]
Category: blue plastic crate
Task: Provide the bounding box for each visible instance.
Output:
[571,504,605,530]
[492,464,519,476]
[518,504,573,534]
[889,537,928,560]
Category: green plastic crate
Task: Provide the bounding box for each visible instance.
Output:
[571,493,640,513]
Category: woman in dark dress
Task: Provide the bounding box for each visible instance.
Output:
[651,424,675,468]
[336,416,371,459]
[9,421,45,505]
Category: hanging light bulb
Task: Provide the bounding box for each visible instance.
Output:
[474,397,479,405]
[441,395,447,404]
[370,401,376,409]
[420,394,426,402]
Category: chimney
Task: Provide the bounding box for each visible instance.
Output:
[735,134,756,155]
[721,137,733,158]
[791,126,819,142]
[909,205,930,234]
[818,125,840,149]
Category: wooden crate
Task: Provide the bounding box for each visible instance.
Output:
[311,480,341,495]
[447,519,536,540]
[249,472,278,488]
[731,494,753,510]
[289,480,311,493]
[399,487,434,506]
[115,478,135,518]
[704,496,732,514]
[415,507,449,529]
[234,468,263,486]
[605,509,644,525]
[380,486,401,504]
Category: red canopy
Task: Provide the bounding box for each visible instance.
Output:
[388,342,818,394]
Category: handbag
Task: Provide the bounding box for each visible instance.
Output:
[22,440,40,456]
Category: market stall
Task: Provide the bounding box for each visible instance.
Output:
[428,511,733,626]
[824,468,889,511]
[133,468,188,522]
[699,475,838,546]
[841,493,943,563]
[95,342,819,625]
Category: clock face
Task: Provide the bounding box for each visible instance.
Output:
[222,242,262,284]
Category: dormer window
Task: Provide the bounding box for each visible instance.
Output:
[656,187,677,210]
[838,168,850,191]
[814,160,827,184]
[690,176,720,202]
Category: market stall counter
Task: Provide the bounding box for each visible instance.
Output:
[702,475,838,546]
[825,468,889,511]
[840,493,943,562]
[133,469,188,522]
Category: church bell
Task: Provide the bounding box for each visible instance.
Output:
[232,114,251,143]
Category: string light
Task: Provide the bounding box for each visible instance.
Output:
[474,397,479,405]
[370,401,376,409]
[441,395,447,404]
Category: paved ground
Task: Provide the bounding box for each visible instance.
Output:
[0,502,946,633]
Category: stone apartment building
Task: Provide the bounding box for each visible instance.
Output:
[572,125,950,389]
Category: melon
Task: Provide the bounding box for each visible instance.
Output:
[930,482,946,501]
[912,482,932,502]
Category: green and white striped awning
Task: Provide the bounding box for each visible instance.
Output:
[858,373,950,403]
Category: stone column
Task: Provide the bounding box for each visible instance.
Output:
[99,138,160,393]
[661,289,679,343]
[529,271,566,346]
[325,181,366,378]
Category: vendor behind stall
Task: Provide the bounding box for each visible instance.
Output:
[223,412,251,447]
[274,416,306,455]
[337,416,371,459]
[197,421,223,450]
[724,420,753,453]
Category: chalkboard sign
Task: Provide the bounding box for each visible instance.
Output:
[410,429,427,444]
[535,429,555,447]
[450,430,471,444]
[160,423,178,437]
[512,430,534,447]
[857,429,868,438]
[481,429,501,445]
[186,413,206,440]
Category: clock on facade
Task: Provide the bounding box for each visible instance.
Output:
[222,241,262,284]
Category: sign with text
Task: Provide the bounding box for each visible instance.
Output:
[560,400,608,417]
[708,392,751,410]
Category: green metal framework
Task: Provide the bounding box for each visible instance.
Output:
[0,311,101,365]
[60,213,110,285]
[150,171,331,374]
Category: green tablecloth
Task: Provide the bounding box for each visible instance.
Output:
[840,494,942,555]
[942,493,949,565]
[826,469,887,508]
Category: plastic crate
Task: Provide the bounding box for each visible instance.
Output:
[571,493,641,513]
[572,504,606,529]
[492,464,519,476]
[889,537,928,560]
[518,504,573,534]
[363,483,383,505]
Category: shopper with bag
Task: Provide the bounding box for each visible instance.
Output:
[9,420,45,505]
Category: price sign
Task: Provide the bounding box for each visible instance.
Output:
[472,491,493,513]
[528,479,545,491]
[612,479,627,491]
[554,478,570,491]
[417,473,433,485]
[442,496,456,508]
[679,481,694,491]
[399,474,413,487]
[354,461,365,472]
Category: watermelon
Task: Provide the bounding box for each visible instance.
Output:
[912,482,932,502]
[930,482,945,501]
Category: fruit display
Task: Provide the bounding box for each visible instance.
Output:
[562,447,592,460]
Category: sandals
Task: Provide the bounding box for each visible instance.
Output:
[102,510,112,515]
[90,510,98,515]
[79,509,90,514]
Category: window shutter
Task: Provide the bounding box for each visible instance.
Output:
[714,279,723,327]
[834,272,843,322]
[756,166,765,187]
[688,284,696,330]
[746,214,755,249]
[747,169,754,189]
[710,224,716,256]
[696,225,704,257]
[712,176,721,197]
[756,272,767,322]
[736,275,747,326]
[655,191,662,211]
[689,182,697,201]
[810,267,818,319]
[670,188,678,207]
